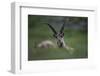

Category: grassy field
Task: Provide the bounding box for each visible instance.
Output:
[28,24,88,61]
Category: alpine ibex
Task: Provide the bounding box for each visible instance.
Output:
[47,23,74,51]
[37,21,74,53]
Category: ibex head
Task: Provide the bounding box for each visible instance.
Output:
[47,23,65,48]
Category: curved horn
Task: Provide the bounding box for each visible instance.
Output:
[47,24,57,34]
[60,23,65,33]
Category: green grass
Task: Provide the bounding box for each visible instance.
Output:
[28,24,88,61]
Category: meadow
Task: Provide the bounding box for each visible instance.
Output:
[28,15,88,60]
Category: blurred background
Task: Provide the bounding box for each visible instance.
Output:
[28,15,88,60]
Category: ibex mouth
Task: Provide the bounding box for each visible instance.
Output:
[57,42,63,48]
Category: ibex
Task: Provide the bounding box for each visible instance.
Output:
[37,22,74,53]
[47,23,74,51]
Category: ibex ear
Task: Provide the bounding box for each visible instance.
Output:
[53,34,57,38]
[60,32,64,37]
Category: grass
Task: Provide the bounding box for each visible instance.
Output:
[28,24,88,61]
